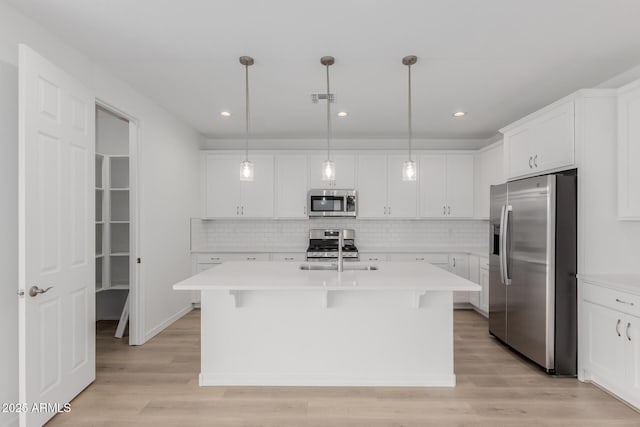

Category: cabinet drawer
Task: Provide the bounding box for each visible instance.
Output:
[195,253,270,263]
[196,254,227,263]
[388,253,449,263]
[271,252,305,262]
[360,253,387,262]
[583,282,640,318]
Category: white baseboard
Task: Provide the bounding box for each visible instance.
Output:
[0,414,18,427]
[144,304,193,343]
[199,373,456,388]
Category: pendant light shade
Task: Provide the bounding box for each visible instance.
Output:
[402,55,417,181]
[239,55,254,181]
[321,56,336,182]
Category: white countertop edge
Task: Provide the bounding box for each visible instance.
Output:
[192,248,490,257]
[174,283,481,292]
[578,274,640,295]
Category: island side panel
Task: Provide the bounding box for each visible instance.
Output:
[199,289,455,387]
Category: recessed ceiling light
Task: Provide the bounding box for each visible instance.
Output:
[220,111,231,117]
[452,111,466,118]
[337,111,348,117]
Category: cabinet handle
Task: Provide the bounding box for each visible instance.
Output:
[241,206,244,215]
[627,322,632,341]
[529,157,533,169]
[236,206,239,215]
[370,257,379,261]
[443,205,446,215]
[452,257,456,268]
[448,206,451,215]
[284,257,294,261]
[246,257,256,261]
[616,298,635,306]
[534,155,538,168]
[616,319,622,337]
[416,257,425,261]
[210,257,220,261]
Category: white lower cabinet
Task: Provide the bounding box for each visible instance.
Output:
[449,254,469,304]
[581,281,640,409]
[468,255,489,315]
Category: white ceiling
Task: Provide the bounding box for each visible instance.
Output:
[8,0,640,142]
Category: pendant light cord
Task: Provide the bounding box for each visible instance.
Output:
[326,63,331,161]
[408,62,412,160]
[244,62,250,162]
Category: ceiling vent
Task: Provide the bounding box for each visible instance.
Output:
[311,93,335,104]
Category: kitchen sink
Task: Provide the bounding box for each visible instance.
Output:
[299,264,378,271]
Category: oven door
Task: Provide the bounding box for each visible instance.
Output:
[308,195,347,217]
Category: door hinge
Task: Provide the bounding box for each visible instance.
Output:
[17,289,25,297]
[137,258,141,264]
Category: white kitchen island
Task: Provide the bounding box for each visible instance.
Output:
[173,261,480,387]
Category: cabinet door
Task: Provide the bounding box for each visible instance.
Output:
[357,155,388,218]
[479,267,489,313]
[387,155,417,218]
[625,317,640,397]
[450,254,470,304]
[241,155,274,218]
[534,102,575,173]
[505,126,533,179]
[468,256,480,308]
[203,154,241,218]
[308,154,356,189]
[419,155,447,218]
[275,155,308,218]
[583,302,626,387]
[446,155,474,218]
[618,85,640,219]
[474,143,503,220]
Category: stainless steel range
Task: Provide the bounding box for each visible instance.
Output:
[306,229,359,261]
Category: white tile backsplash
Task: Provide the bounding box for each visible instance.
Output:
[192,218,489,253]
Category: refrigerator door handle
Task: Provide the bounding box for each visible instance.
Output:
[502,205,513,285]
[499,204,506,285]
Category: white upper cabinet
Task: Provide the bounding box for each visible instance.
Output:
[275,155,308,218]
[241,155,275,218]
[308,154,356,189]
[357,155,388,218]
[202,153,274,218]
[419,155,448,217]
[387,155,418,218]
[474,142,504,220]
[357,154,417,218]
[419,154,474,218]
[502,101,575,180]
[203,154,242,218]
[617,81,640,220]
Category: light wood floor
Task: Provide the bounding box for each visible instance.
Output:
[47,309,639,426]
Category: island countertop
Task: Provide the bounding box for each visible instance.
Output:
[173,261,481,292]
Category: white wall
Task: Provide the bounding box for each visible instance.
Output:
[579,95,640,274]
[0,60,19,427]
[0,0,200,358]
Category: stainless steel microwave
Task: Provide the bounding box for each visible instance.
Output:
[307,189,357,217]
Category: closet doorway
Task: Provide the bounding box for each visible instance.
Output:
[95,104,140,344]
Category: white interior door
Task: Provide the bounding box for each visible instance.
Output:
[18,44,95,427]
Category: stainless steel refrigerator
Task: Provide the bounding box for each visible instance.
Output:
[489,172,577,375]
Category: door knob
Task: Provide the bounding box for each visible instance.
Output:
[29,286,53,297]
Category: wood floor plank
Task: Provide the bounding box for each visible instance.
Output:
[46,309,640,426]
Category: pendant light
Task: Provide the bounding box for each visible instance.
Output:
[402,55,417,181]
[321,56,336,182]
[239,55,254,181]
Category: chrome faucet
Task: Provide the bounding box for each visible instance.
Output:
[337,231,344,272]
